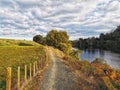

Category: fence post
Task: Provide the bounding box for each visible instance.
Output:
[6,67,11,90]
[35,62,36,73]
[18,66,20,90]
[24,65,27,82]
[30,64,32,79]
[46,50,47,62]
[33,62,35,76]
[38,61,40,69]
[37,61,39,70]
[36,61,38,72]
[39,60,41,69]
[41,59,42,69]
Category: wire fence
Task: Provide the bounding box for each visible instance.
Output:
[6,49,49,90]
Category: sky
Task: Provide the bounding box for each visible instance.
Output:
[0,0,120,40]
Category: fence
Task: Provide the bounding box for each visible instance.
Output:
[6,48,49,90]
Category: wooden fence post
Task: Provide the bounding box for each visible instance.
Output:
[24,65,27,82]
[39,60,41,69]
[30,64,32,79]
[37,61,39,71]
[6,67,11,90]
[41,59,42,68]
[18,66,20,90]
[38,61,40,69]
[36,61,38,72]
[35,62,36,73]
[33,62,35,76]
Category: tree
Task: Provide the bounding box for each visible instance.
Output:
[46,30,71,54]
[46,30,58,47]
[33,35,46,45]
[46,30,69,47]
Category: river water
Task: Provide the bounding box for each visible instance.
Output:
[80,49,120,69]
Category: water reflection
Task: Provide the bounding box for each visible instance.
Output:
[80,49,120,69]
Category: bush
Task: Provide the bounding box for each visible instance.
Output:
[92,58,106,64]
[69,49,80,60]
[58,43,72,55]
[79,60,94,75]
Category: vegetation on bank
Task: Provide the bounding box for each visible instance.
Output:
[60,53,120,90]
[71,25,120,53]
[0,39,46,89]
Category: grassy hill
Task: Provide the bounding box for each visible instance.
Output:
[0,39,46,89]
[0,38,39,46]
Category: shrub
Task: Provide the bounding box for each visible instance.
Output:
[69,49,80,60]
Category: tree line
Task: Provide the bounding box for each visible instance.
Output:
[71,25,120,53]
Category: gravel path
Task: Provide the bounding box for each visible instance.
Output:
[40,50,79,90]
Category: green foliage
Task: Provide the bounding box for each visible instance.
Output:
[46,30,69,46]
[59,43,72,55]
[69,49,81,60]
[33,35,43,42]
[33,34,46,45]
[45,30,71,54]
[46,30,58,46]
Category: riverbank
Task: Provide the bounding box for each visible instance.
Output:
[60,54,120,90]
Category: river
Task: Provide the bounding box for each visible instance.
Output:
[80,49,120,69]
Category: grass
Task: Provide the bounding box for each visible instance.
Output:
[0,38,39,46]
[101,76,117,90]
[0,39,46,90]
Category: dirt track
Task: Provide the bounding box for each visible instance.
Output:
[40,50,79,90]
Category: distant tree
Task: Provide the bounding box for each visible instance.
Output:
[33,34,46,45]
[71,25,120,53]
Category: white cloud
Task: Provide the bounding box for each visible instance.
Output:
[0,0,120,40]
[96,29,111,33]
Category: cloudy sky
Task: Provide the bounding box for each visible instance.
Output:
[0,0,120,40]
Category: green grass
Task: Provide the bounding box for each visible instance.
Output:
[0,38,39,46]
[0,39,46,90]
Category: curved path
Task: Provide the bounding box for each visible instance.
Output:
[40,50,79,90]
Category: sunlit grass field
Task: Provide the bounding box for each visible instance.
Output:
[0,39,45,89]
[0,39,39,46]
